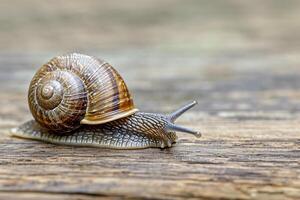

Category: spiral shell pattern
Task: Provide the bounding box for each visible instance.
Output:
[28,53,137,133]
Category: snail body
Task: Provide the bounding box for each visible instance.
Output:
[11,53,200,149]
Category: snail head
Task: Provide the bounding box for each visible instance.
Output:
[164,101,201,138]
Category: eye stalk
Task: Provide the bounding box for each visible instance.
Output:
[165,101,201,138]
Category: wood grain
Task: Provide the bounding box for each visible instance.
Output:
[0,89,299,199]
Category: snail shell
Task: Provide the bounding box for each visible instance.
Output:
[28,53,138,133]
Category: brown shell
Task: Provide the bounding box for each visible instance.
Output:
[28,53,138,132]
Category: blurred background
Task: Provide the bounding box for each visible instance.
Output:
[1,0,300,54]
[1,0,300,118]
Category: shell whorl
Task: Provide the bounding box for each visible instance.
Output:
[28,53,137,133]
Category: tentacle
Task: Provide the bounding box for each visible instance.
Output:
[165,101,201,137]
[165,123,201,138]
[168,101,198,122]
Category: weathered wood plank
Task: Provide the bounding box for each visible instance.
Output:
[0,56,300,199]
[0,192,117,200]
[0,115,299,199]
[1,55,300,199]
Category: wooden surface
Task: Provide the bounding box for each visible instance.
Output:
[0,1,300,199]
[0,54,299,200]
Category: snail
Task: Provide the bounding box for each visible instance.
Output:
[11,53,201,149]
